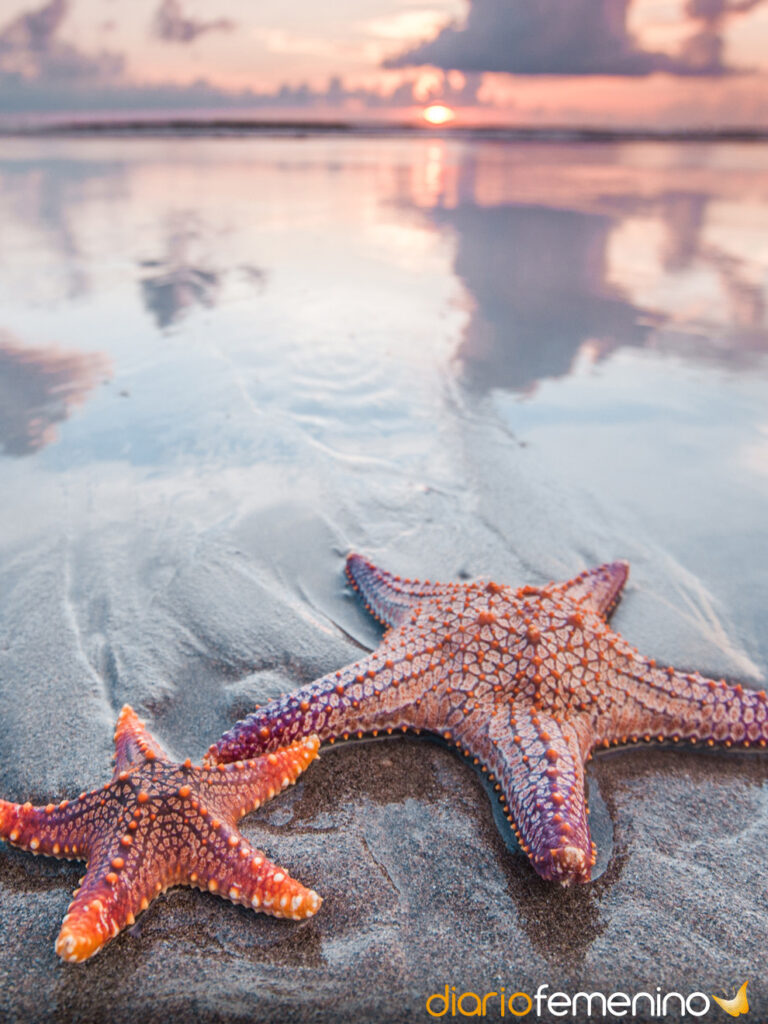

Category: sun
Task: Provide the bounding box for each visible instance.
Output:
[422,104,455,126]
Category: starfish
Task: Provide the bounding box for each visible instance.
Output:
[0,706,321,962]
[207,554,768,886]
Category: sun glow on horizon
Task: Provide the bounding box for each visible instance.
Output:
[422,103,455,126]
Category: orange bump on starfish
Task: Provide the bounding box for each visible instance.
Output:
[0,706,321,962]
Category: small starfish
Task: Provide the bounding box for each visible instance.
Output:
[0,706,321,962]
[208,554,768,886]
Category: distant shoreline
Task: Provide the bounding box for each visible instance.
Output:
[1,118,768,143]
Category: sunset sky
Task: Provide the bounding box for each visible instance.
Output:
[1,0,768,127]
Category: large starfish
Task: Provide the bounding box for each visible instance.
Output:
[207,554,768,885]
[0,706,321,962]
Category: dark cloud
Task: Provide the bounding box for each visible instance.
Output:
[0,59,471,115]
[0,0,471,116]
[0,0,66,53]
[323,70,480,108]
[0,2,447,114]
[0,0,123,84]
[680,0,766,72]
[152,0,235,44]
[0,0,406,116]
[688,0,764,16]
[386,0,767,76]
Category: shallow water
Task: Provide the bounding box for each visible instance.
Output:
[1,134,767,1019]
[2,136,767,692]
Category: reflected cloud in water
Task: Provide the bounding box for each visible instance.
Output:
[139,213,267,329]
[0,157,126,303]
[138,212,220,330]
[0,135,766,401]
[141,261,220,330]
[0,331,110,456]
[437,201,651,394]
[404,141,768,393]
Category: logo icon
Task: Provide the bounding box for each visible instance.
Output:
[712,981,749,1018]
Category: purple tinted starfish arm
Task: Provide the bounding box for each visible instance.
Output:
[206,639,427,763]
[596,662,768,749]
[546,561,630,617]
[484,708,593,884]
[345,553,450,627]
[207,557,454,763]
[199,739,321,822]
[207,555,500,764]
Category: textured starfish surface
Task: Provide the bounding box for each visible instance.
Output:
[208,554,768,886]
[0,706,321,962]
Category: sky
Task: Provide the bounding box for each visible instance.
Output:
[1,0,768,128]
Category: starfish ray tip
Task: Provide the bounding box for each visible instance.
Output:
[548,845,591,886]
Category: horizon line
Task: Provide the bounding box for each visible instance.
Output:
[1,115,768,143]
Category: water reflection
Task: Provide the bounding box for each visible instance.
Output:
[0,157,126,303]
[434,202,651,394]
[0,332,110,456]
[406,142,768,393]
[139,213,269,330]
[141,262,220,330]
[0,136,766,414]
[138,212,220,329]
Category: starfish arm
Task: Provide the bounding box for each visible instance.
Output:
[112,705,172,775]
[198,735,320,823]
[547,561,629,618]
[206,630,433,764]
[209,557,513,764]
[55,829,322,963]
[483,708,593,885]
[598,663,768,748]
[54,841,171,963]
[185,830,322,922]
[0,791,104,861]
[345,553,454,628]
